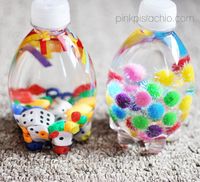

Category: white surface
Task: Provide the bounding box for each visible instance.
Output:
[31,0,70,29]
[138,0,177,31]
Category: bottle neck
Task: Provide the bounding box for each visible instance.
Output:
[32,25,67,36]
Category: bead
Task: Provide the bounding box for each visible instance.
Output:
[179,95,192,112]
[73,84,91,97]
[129,102,141,111]
[181,64,195,82]
[77,116,87,125]
[162,112,177,126]
[107,81,122,98]
[79,89,94,98]
[164,91,180,107]
[75,97,96,108]
[46,88,60,99]
[60,92,73,100]
[147,82,162,98]
[28,99,50,109]
[115,93,131,108]
[166,122,181,135]
[52,146,70,155]
[40,96,53,104]
[66,103,93,120]
[71,111,81,122]
[180,112,189,121]
[111,105,126,120]
[25,142,44,151]
[123,63,146,82]
[135,91,151,107]
[147,103,165,121]
[64,121,80,134]
[132,115,149,130]
[146,125,162,138]
[28,84,46,95]
[48,120,65,133]
[155,70,175,86]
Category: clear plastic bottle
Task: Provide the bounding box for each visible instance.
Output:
[106,0,195,154]
[8,0,96,154]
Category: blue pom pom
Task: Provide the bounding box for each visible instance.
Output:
[107,81,122,97]
[25,142,44,151]
[111,105,126,120]
[147,103,165,121]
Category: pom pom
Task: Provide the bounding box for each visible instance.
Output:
[111,105,126,120]
[135,91,152,107]
[132,115,149,130]
[115,93,131,108]
[155,70,175,86]
[164,91,180,107]
[147,82,162,98]
[78,116,88,125]
[179,95,192,112]
[147,103,165,121]
[181,64,195,82]
[107,81,122,97]
[71,112,81,122]
[162,112,177,126]
[124,85,138,93]
[146,125,163,138]
[123,63,146,83]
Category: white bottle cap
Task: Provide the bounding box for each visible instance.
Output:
[138,0,177,32]
[31,0,70,30]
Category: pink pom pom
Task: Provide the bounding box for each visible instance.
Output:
[123,64,146,82]
[135,91,152,107]
[124,85,138,93]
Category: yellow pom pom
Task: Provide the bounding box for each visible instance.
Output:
[106,92,114,106]
[182,64,195,82]
[64,121,80,134]
[180,112,189,121]
[179,95,192,112]
[155,70,175,86]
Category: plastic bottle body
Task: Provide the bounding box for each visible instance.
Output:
[8,27,96,154]
[106,28,195,154]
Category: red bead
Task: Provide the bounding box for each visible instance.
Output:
[28,84,46,95]
[71,111,81,122]
[166,122,181,135]
[49,131,59,139]
[172,56,190,72]
[53,146,70,155]
[10,89,33,104]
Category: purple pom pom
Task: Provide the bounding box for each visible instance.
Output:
[146,125,163,138]
[115,93,131,109]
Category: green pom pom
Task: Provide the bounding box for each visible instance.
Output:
[164,91,180,107]
[162,112,177,126]
[147,83,162,98]
[48,120,65,133]
[132,115,149,130]
[78,116,88,125]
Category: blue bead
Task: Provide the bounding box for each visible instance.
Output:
[147,103,165,121]
[12,103,25,115]
[111,105,126,120]
[60,92,73,100]
[25,142,44,151]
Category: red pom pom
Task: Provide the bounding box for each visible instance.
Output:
[71,112,81,122]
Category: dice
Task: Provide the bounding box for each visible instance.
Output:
[51,100,72,119]
[27,125,49,142]
[49,131,73,146]
[16,108,55,128]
